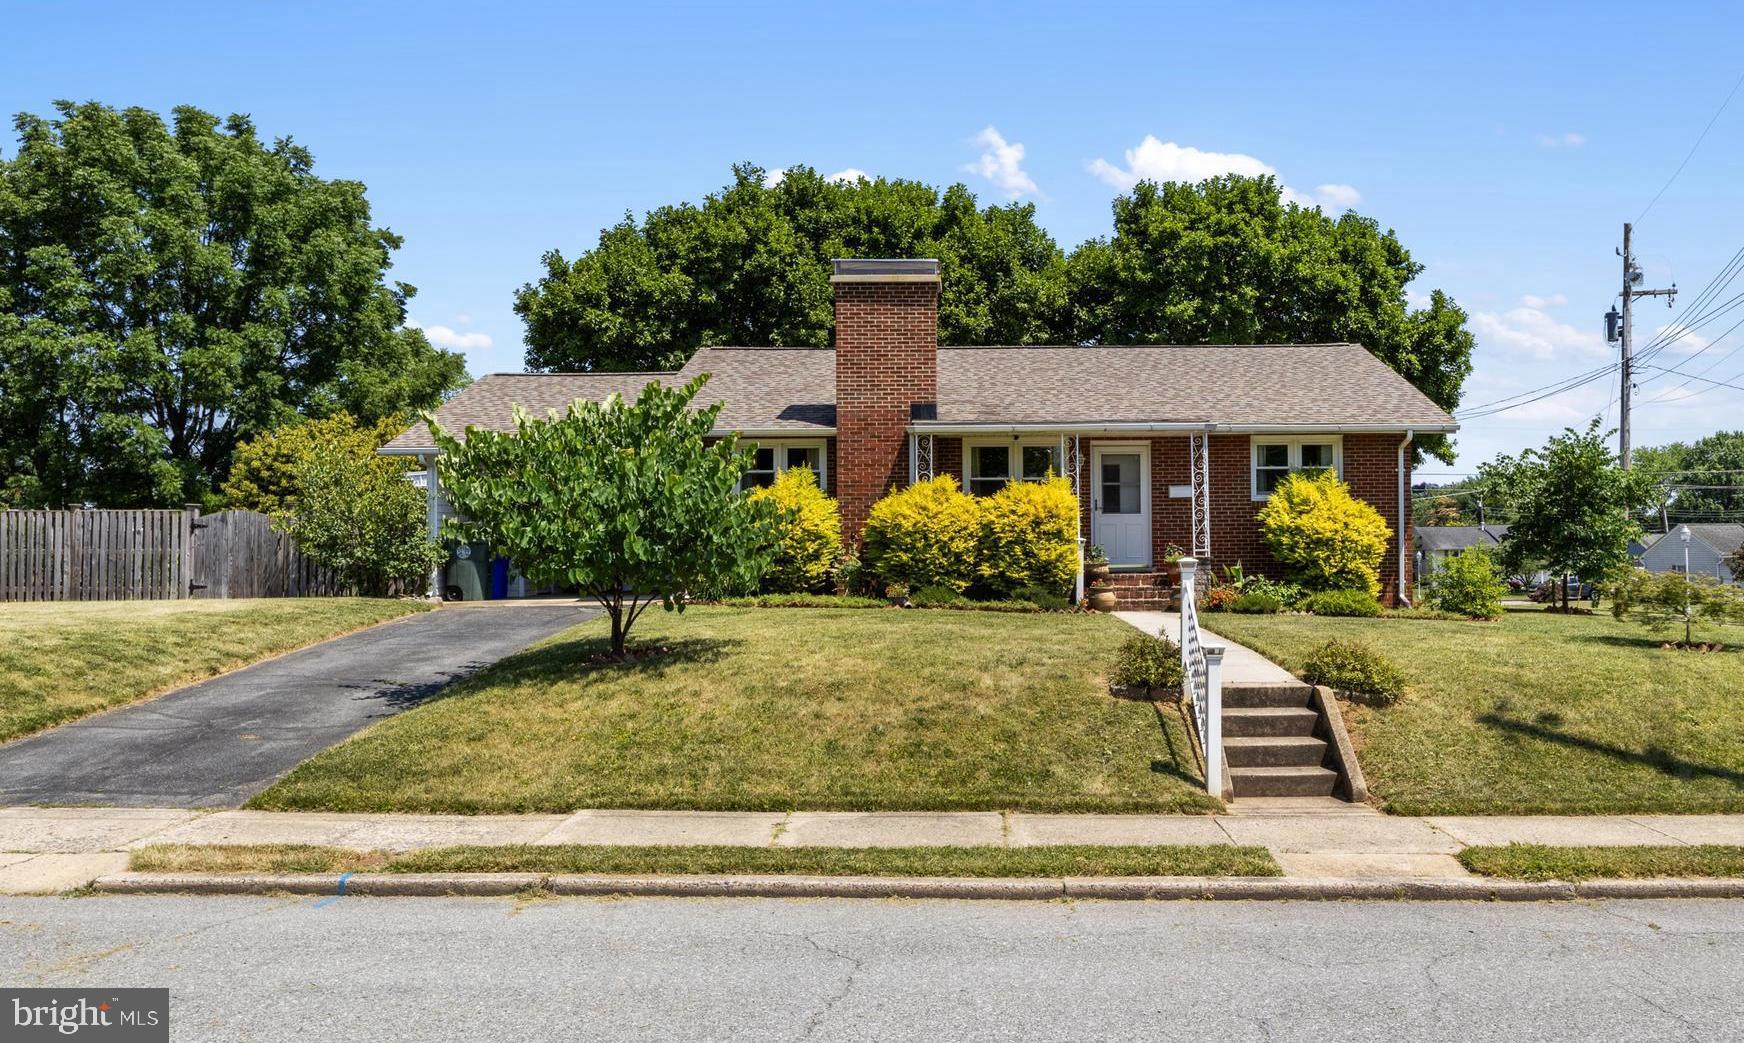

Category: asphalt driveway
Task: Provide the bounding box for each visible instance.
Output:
[0,603,597,808]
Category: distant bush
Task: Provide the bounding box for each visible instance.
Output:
[1608,567,1744,639]
[862,475,980,593]
[1110,632,1185,694]
[917,598,1043,614]
[1229,592,1284,614]
[1240,575,1305,608]
[1299,588,1384,618]
[1301,638,1407,705]
[1257,470,1391,596]
[1425,548,1506,619]
[281,446,444,597]
[718,593,885,609]
[747,465,841,593]
[1012,583,1072,612]
[225,412,405,515]
[910,583,968,607]
[977,476,1078,599]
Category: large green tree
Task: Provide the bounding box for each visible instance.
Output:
[1634,431,1744,523]
[0,101,468,507]
[1067,176,1473,463]
[514,164,1069,372]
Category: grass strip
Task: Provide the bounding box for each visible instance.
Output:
[130,842,1280,878]
[1458,843,1744,881]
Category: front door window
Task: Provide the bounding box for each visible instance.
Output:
[1101,454,1140,514]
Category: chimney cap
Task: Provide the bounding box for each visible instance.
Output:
[831,258,940,283]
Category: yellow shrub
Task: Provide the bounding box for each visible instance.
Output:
[861,475,980,592]
[1256,470,1392,596]
[978,476,1079,597]
[747,466,841,593]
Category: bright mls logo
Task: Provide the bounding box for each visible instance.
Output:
[5,989,168,1041]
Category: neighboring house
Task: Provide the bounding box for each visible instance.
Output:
[1636,524,1744,583]
[385,258,1456,604]
[1414,524,1509,576]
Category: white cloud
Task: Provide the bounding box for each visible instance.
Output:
[1087,135,1359,210]
[761,167,787,188]
[963,125,1039,198]
[1536,131,1587,148]
[408,319,492,351]
[826,168,869,184]
[452,312,473,326]
[1470,296,1606,361]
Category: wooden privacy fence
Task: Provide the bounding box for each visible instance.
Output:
[0,506,349,601]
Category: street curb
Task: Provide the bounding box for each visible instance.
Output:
[86,872,1744,901]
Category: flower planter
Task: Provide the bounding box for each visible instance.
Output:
[1087,586,1118,613]
[1085,561,1111,585]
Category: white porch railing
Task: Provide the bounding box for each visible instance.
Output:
[1176,558,1226,797]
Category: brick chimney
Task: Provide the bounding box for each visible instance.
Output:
[831,258,940,542]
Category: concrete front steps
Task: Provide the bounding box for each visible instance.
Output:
[1222,683,1357,800]
[1104,570,1176,610]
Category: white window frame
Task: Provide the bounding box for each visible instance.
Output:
[739,438,828,492]
[1250,435,1343,500]
[964,438,1063,496]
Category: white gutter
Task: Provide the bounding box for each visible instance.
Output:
[906,421,1457,436]
[1397,430,1414,607]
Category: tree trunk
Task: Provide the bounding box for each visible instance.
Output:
[1561,573,1569,612]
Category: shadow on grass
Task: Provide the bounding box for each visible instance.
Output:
[1571,632,1739,653]
[1478,711,1744,787]
[485,634,739,684]
[1148,702,1208,788]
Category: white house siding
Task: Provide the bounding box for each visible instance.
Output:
[1638,534,1737,583]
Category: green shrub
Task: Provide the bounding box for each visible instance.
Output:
[862,475,980,593]
[1608,567,1744,639]
[282,446,445,596]
[918,598,1043,614]
[1425,548,1506,619]
[747,465,842,593]
[1229,592,1284,614]
[224,412,405,514]
[977,476,1078,598]
[718,593,885,609]
[1241,575,1305,607]
[1109,632,1185,693]
[1385,606,1467,621]
[1257,470,1392,596]
[1013,583,1072,611]
[1301,638,1407,705]
[910,583,969,607]
[1299,588,1383,617]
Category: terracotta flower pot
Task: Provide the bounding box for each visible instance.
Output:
[1088,587,1118,613]
[1085,561,1111,584]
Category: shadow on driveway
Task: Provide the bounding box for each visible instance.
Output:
[0,604,598,808]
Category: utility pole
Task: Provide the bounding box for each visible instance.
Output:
[1614,223,1677,469]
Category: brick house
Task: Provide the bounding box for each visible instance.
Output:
[386,259,1456,604]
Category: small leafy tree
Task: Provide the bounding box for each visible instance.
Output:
[1257,470,1392,596]
[224,413,405,514]
[1485,422,1653,611]
[1609,568,1744,645]
[429,376,775,658]
[1425,548,1506,619]
[281,448,443,596]
[978,476,1078,597]
[747,465,841,593]
[861,475,980,593]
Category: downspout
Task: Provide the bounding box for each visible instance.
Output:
[424,453,443,600]
[1072,434,1085,605]
[1397,431,1413,607]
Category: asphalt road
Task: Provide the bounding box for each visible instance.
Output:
[3,896,1738,1041]
[0,604,597,807]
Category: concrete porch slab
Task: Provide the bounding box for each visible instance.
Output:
[1273,852,1473,879]
[0,808,202,853]
[1218,814,1461,854]
[778,812,1004,848]
[1112,611,1297,684]
[540,811,786,847]
[1424,816,1677,848]
[1006,813,1230,847]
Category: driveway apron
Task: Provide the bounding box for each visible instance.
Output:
[0,604,597,808]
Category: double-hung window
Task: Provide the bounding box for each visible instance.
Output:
[1251,437,1341,498]
[738,440,826,491]
[968,441,1059,496]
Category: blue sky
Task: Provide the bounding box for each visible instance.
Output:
[6,1,1743,475]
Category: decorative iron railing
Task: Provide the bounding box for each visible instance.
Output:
[1176,558,1226,797]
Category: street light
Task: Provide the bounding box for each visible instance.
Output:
[1680,525,1693,646]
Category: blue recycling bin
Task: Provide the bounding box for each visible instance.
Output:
[489,557,510,600]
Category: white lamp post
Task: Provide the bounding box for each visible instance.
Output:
[1680,525,1693,646]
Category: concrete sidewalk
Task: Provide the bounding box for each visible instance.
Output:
[7,806,1744,893]
[1113,610,1296,684]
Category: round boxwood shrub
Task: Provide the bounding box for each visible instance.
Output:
[862,475,980,593]
[1425,547,1506,619]
[1299,588,1383,617]
[747,465,842,593]
[1257,470,1392,596]
[1229,592,1284,614]
[1301,638,1407,705]
[1110,632,1185,696]
[977,476,1078,599]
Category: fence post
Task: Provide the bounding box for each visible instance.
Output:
[182,503,201,599]
[1203,645,1224,799]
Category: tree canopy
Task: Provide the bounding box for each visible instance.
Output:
[1632,431,1744,524]
[0,101,468,508]
[516,167,1473,463]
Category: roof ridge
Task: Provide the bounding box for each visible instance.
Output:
[486,370,677,376]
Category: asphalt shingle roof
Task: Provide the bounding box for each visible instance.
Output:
[384,342,1455,451]
[1682,523,1744,556]
[1414,525,1509,552]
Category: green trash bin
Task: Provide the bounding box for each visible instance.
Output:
[443,542,492,601]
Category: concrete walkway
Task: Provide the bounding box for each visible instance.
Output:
[7,806,1744,893]
[0,603,598,809]
[1113,610,1296,684]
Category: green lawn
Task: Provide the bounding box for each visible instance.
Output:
[1460,843,1744,881]
[251,607,1218,814]
[0,598,429,742]
[130,842,1278,878]
[1207,607,1744,815]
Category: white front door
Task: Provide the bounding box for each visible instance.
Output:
[1092,445,1151,568]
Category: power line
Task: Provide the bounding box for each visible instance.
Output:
[1637,67,1744,224]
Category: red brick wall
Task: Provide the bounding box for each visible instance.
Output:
[833,281,938,541]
